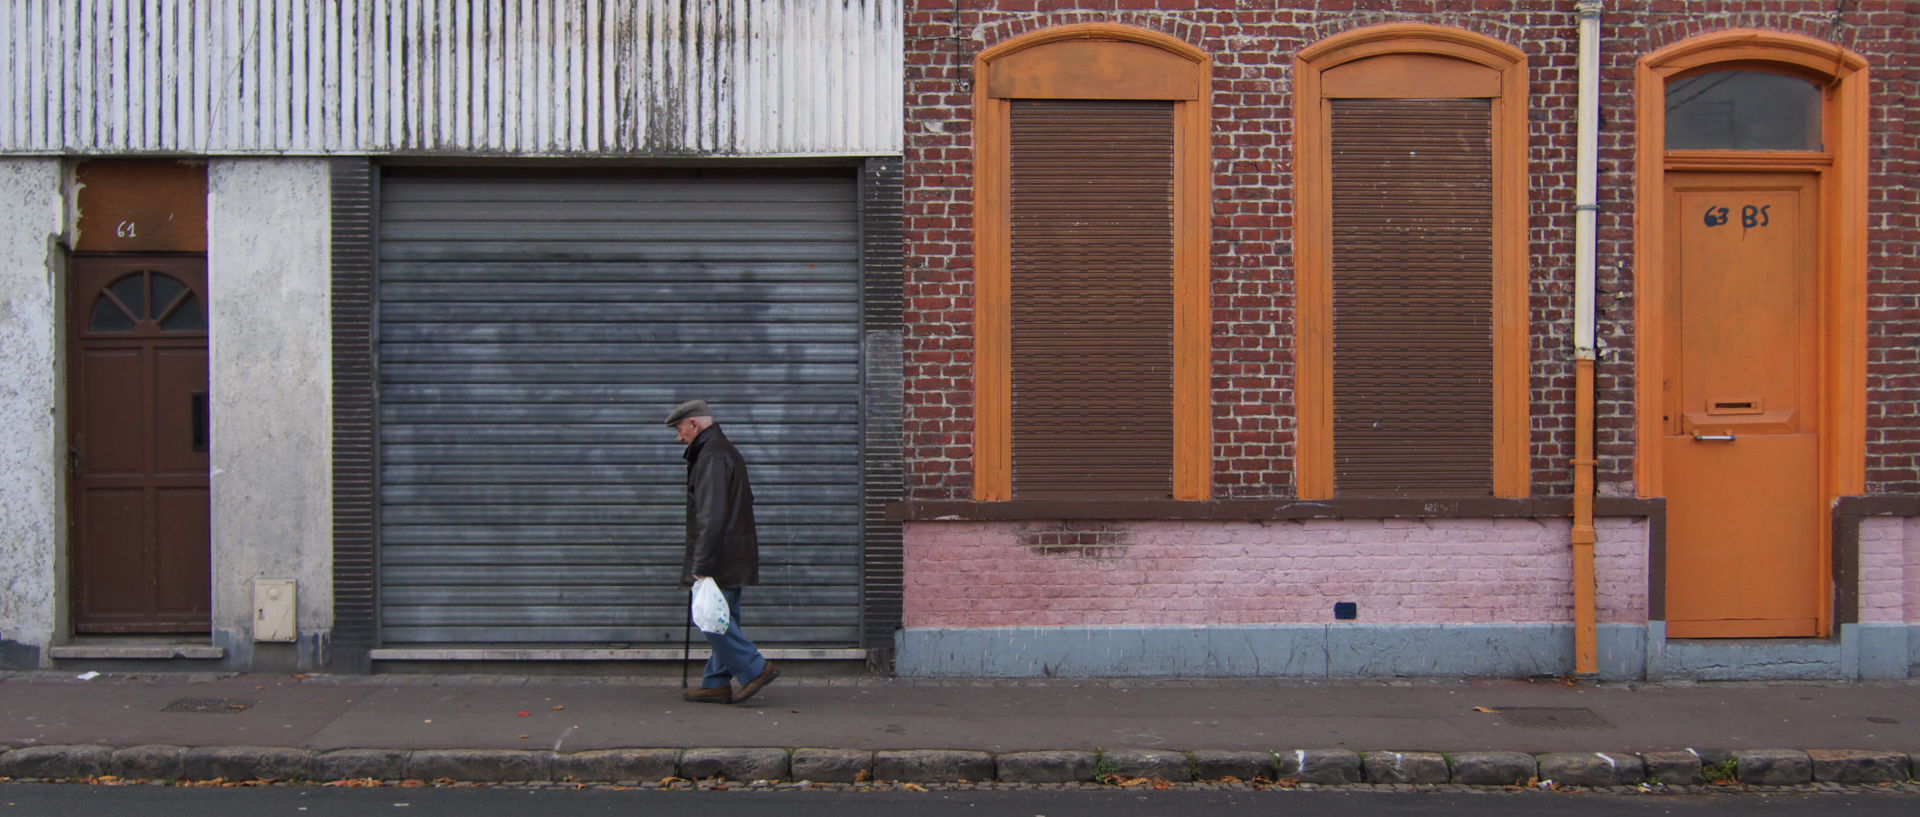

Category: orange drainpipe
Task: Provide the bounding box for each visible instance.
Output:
[1571,0,1603,677]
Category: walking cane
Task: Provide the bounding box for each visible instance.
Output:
[681,595,693,689]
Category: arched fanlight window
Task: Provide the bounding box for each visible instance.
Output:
[1665,69,1822,150]
[88,271,206,332]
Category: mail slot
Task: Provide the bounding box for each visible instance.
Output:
[1706,398,1763,415]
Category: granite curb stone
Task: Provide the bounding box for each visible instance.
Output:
[109,745,186,780]
[790,748,872,783]
[406,749,551,783]
[872,750,994,783]
[1,743,1916,788]
[995,750,1098,783]
[313,749,412,781]
[1537,752,1644,787]
[1101,748,1191,781]
[1447,751,1536,786]
[1805,749,1910,784]
[679,748,789,782]
[0,744,112,779]
[555,749,680,783]
[1641,750,1705,785]
[178,746,314,781]
[1363,751,1449,784]
[1189,750,1275,781]
[1274,749,1364,784]
[1734,749,1813,786]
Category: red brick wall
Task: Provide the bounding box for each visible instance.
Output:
[902,0,1920,501]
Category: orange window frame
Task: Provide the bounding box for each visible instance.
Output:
[971,24,1213,501]
[1292,24,1532,499]
[1633,29,1869,503]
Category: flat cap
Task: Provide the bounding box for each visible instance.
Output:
[664,399,711,426]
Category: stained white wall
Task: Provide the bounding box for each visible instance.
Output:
[0,160,64,665]
[0,0,902,157]
[207,159,333,667]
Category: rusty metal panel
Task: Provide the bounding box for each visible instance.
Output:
[1008,100,1175,499]
[1330,99,1495,496]
[0,0,901,157]
[73,160,208,253]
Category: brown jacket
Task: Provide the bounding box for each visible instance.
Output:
[680,424,759,588]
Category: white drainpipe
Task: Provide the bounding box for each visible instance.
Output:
[1571,0,1603,677]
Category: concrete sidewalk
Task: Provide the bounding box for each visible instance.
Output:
[0,671,1916,787]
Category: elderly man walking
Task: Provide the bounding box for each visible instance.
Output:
[667,399,779,704]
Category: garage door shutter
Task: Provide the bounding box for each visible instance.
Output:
[376,168,862,647]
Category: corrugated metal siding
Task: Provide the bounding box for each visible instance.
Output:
[0,0,900,156]
[1008,100,1175,499]
[376,167,862,646]
[1330,98,1495,496]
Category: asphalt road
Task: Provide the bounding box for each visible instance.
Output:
[2,785,1916,817]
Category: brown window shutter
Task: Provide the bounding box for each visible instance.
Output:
[1008,100,1176,499]
[1329,98,1495,496]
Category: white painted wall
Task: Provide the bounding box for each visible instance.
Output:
[206,159,333,667]
[0,160,65,664]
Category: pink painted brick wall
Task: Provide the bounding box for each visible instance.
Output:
[905,518,1650,628]
[1859,517,1907,624]
[1905,518,1920,625]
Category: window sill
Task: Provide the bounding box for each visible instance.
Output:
[887,497,1664,522]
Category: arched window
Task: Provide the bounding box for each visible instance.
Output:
[971,24,1212,501]
[1293,24,1531,499]
[87,270,207,333]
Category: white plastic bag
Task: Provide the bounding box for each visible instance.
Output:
[690,577,732,635]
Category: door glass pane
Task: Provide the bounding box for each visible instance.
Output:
[160,293,206,331]
[150,274,187,316]
[88,296,136,331]
[107,273,149,319]
[1666,70,1821,150]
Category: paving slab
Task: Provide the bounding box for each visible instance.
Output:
[0,673,1917,757]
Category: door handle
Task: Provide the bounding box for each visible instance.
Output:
[190,392,208,452]
[1692,434,1736,442]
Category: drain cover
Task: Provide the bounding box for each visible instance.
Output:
[161,697,256,714]
[1496,707,1611,730]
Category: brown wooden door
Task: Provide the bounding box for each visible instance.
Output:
[1661,172,1822,638]
[70,256,211,633]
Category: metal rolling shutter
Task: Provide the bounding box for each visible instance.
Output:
[1008,100,1176,499]
[1330,99,1495,496]
[375,168,861,647]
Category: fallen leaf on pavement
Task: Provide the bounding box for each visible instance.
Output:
[517,711,531,717]
[1472,706,1501,713]
[901,783,927,792]
[291,673,310,679]
[324,778,385,788]
[551,705,565,711]
[517,734,530,739]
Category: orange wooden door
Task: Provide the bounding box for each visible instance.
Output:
[1662,172,1822,638]
[70,256,211,633]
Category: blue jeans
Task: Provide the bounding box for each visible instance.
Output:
[700,586,768,689]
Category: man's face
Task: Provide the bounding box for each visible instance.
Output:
[674,417,701,444]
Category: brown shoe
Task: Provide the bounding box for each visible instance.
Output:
[733,662,781,703]
[683,686,733,704]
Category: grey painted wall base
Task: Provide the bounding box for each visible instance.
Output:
[1645,621,1915,681]
[896,623,1917,680]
